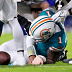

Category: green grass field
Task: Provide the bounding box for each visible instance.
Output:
[0,32,72,72]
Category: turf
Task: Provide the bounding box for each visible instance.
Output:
[0,33,13,45]
[0,32,72,72]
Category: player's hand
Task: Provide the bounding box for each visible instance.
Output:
[28,55,36,65]
[32,56,43,65]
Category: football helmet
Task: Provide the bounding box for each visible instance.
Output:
[29,16,56,42]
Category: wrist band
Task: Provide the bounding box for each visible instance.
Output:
[27,46,36,57]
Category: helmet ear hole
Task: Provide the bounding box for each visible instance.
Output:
[29,16,56,41]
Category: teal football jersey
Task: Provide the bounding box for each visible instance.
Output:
[35,9,67,57]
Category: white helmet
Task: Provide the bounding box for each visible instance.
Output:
[29,16,56,42]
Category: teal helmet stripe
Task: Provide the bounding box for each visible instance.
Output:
[32,21,54,35]
[58,22,64,30]
[30,17,50,31]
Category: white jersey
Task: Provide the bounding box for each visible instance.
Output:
[0,0,17,21]
[0,35,29,63]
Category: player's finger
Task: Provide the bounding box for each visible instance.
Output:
[32,61,41,65]
[41,61,43,65]
[32,61,37,65]
[32,63,39,65]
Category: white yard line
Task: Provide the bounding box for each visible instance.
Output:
[38,65,72,67]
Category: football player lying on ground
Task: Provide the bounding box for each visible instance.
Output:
[0,35,28,65]
[0,0,69,65]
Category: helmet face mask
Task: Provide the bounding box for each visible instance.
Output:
[33,37,45,43]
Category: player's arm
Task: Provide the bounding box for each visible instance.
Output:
[32,55,46,65]
[17,13,31,35]
[26,33,46,65]
[26,36,36,64]
[31,50,61,65]
[52,8,72,23]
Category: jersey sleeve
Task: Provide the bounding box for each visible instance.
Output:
[26,36,36,56]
